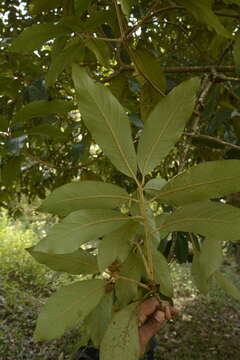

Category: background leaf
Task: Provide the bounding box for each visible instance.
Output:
[13,100,74,123]
[11,23,69,53]
[183,0,231,38]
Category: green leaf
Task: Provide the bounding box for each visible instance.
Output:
[137,77,200,175]
[84,39,111,66]
[33,209,131,254]
[175,234,189,264]
[46,39,84,87]
[133,49,166,94]
[34,279,105,340]
[39,181,131,217]
[13,100,74,124]
[98,222,139,272]
[0,114,8,132]
[152,250,173,298]
[199,238,222,279]
[215,271,240,301]
[234,36,240,67]
[30,0,62,14]
[85,292,113,347]
[191,252,210,294]
[140,82,162,122]
[75,0,92,15]
[11,23,69,53]
[72,65,137,179]
[158,201,240,242]
[119,0,136,16]
[182,0,231,38]
[153,160,240,205]
[100,302,140,360]
[1,157,22,185]
[27,124,66,139]
[27,248,99,275]
[115,252,144,307]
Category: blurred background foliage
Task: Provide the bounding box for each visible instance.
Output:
[0,0,240,216]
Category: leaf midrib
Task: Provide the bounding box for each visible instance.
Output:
[140,100,185,174]
[58,216,142,235]
[152,174,240,202]
[154,217,235,233]
[86,84,136,179]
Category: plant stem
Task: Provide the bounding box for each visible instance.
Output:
[138,186,154,281]
[135,242,152,280]
[112,273,150,290]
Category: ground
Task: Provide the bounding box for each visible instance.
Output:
[1,212,240,359]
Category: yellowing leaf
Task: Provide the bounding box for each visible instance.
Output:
[215,271,240,301]
[152,250,173,298]
[27,248,99,274]
[33,209,131,254]
[158,201,240,242]
[98,222,138,272]
[34,279,105,340]
[100,302,140,360]
[85,292,113,347]
[72,65,137,179]
[39,181,131,217]
[199,238,222,280]
[153,160,240,205]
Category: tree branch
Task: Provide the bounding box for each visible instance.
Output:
[22,151,101,171]
[184,133,240,152]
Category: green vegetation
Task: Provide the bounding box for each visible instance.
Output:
[1,212,240,359]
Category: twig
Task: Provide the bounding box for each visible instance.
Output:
[112,273,150,290]
[215,11,240,19]
[78,33,123,43]
[178,74,214,171]
[22,151,101,171]
[167,232,177,263]
[113,0,125,40]
[126,6,184,39]
[100,66,237,84]
[135,242,152,280]
[184,132,240,151]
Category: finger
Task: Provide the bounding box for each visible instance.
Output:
[139,297,159,325]
[139,314,164,356]
[170,307,179,316]
[164,305,171,320]
[154,310,165,323]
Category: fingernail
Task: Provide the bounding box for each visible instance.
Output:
[154,311,165,322]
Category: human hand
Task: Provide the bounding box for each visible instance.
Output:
[138,297,178,357]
